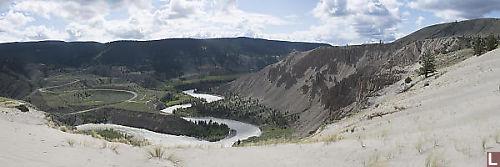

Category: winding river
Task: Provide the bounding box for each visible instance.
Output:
[77,89,261,147]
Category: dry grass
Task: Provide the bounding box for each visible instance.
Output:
[147,146,166,160]
[323,132,344,144]
[454,142,472,157]
[416,138,424,153]
[66,139,76,147]
[363,151,387,167]
[425,152,446,167]
[494,132,500,143]
[166,154,182,166]
[100,141,108,149]
[110,144,120,154]
[238,137,301,147]
[357,134,366,148]
[59,126,69,132]
[393,105,406,111]
[482,136,488,152]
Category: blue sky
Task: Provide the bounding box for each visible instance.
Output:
[0,0,499,45]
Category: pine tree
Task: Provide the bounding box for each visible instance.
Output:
[473,37,485,56]
[486,34,498,51]
[419,52,436,78]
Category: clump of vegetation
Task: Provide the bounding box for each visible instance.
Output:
[147,146,165,160]
[109,144,120,154]
[416,138,425,153]
[482,136,489,152]
[404,76,412,84]
[161,92,198,107]
[0,97,14,102]
[363,151,386,167]
[66,139,76,147]
[190,120,230,142]
[323,132,344,144]
[486,34,499,51]
[83,129,150,147]
[418,52,436,78]
[175,95,295,129]
[15,104,29,112]
[473,37,486,56]
[166,154,182,166]
[60,126,69,132]
[474,34,498,56]
[235,125,293,146]
[425,152,446,167]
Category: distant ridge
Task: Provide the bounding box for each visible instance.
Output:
[396,18,500,44]
[0,37,329,98]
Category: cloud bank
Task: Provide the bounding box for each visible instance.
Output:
[0,0,498,44]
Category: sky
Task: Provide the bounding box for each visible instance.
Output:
[0,0,499,45]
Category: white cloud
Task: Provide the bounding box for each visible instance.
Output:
[409,0,500,21]
[23,25,68,40]
[416,16,424,26]
[0,0,13,10]
[0,0,290,42]
[309,0,402,44]
[0,10,34,32]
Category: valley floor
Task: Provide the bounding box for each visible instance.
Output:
[1,48,500,167]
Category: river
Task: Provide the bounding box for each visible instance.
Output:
[76,89,261,147]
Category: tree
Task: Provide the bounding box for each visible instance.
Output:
[419,52,436,78]
[404,77,412,84]
[486,34,498,51]
[473,37,485,56]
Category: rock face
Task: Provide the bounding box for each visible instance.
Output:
[221,18,500,136]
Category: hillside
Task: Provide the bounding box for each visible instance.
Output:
[0,38,328,99]
[221,18,500,136]
[396,18,500,45]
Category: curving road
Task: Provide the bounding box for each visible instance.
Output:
[37,79,138,115]
[38,79,81,93]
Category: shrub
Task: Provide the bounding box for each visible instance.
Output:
[147,146,165,160]
[15,105,29,112]
[425,152,445,167]
[405,77,412,84]
[60,126,69,132]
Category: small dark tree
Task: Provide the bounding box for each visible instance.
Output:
[404,77,412,84]
[15,105,29,112]
[418,52,436,78]
[486,34,498,51]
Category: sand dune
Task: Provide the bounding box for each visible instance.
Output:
[0,104,173,167]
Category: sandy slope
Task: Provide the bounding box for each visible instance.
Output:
[0,102,173,167]
[172,48,500,167]
[2,48,500,166]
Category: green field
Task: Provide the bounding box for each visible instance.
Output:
[164,73,246,91]
[0,97,14,102]
[29,73,168,114]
